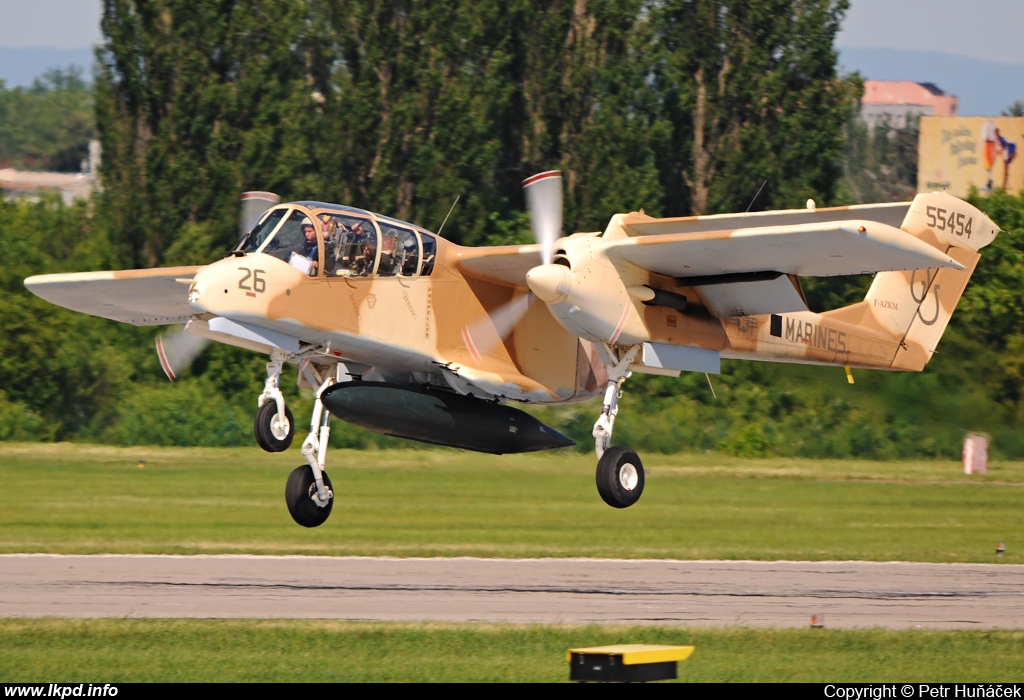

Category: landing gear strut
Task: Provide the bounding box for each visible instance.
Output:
[255,350,294,452]
[284,363,344,527]
[254,352,343,528]
[592,345,645,508]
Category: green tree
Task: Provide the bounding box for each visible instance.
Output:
[0,67,95,172]
[841,114,919,204]
[95,0,315,267]
[1001,100,1024,118]
[651,0,859,215]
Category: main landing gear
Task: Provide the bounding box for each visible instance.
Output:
[592,345,645,509]
[256,351,338,527]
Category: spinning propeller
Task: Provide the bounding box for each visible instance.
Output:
[156,191,280,381]
[523,170,563,266]
[461,171,565,360]
[156,330,211,382]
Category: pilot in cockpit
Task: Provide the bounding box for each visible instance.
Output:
[300,222,318,274]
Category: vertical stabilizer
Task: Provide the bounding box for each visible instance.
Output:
[826,192,1000,371]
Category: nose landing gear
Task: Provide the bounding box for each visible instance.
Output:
[255,401,294,452]
[255,351,295,452]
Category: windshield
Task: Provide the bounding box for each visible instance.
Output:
[262,210,315,260]
[237,208,286,253]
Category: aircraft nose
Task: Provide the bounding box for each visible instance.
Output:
[188,268,214,315]
[526,264,572,304]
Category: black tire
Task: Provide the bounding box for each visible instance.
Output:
[285,465,334,527]
[255,402,294,452]
[595,446,645,509]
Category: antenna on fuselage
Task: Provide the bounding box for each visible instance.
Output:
[436,194,461,237]
[744,180,768,214]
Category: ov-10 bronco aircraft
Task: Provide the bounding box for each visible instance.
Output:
[25,173,1000,526]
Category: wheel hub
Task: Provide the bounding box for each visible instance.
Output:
[619,463,639,491]
[308,481,333,508]
[270,413,290,440]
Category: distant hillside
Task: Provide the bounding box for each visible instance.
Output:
[838,48,1024,117]
[0,48,93,87]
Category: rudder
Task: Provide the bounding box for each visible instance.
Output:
[861,192,999,371]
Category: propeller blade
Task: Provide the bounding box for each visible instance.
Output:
[462,171,560,363]
[523,171,563,265]
[239,191,281,239]
[156,329,211,381]
[461,293,535,363]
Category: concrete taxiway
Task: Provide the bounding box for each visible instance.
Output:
[1,555,1021,629]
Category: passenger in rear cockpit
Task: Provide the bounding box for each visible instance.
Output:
[350,222,375,276]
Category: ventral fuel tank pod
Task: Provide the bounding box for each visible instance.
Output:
[320,382,575,454]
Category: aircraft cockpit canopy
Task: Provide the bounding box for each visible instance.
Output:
[236,203,437,278]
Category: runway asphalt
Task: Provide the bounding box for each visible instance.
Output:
[2,555,1021,629]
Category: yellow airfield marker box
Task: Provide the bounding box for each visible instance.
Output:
[567,644,695,682]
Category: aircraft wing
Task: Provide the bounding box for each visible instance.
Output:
[24,266,202,326]
[619,201,912,236]
[456,242,545,286]
[612,217,963,318]
[455,209,964,318]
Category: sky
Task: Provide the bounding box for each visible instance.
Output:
[0,0,1022,63]
[836,0,1024,65]
[0,1,101,49]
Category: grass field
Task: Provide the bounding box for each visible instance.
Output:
[2,444,1022,682]
[1,619,1022,682]
[0,443,1020,562]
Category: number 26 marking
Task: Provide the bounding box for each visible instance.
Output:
[238,268,266,293]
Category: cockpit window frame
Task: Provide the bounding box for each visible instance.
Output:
[317,211,380,278]
[281,203,440,279]
[246,205,323,276]
[238,206,290,255]
[376,222,422,278]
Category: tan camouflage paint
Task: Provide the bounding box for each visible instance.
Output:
[27,192,999,406]
[187,205,600,404]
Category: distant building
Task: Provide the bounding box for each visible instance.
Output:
[0,139,100,205]
[860,80,959,129]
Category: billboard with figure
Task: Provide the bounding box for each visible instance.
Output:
[918,116,1022,196]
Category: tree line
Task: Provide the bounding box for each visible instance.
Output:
[0,67,95,172]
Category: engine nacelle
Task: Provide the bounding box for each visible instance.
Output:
[526,236,650,346]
